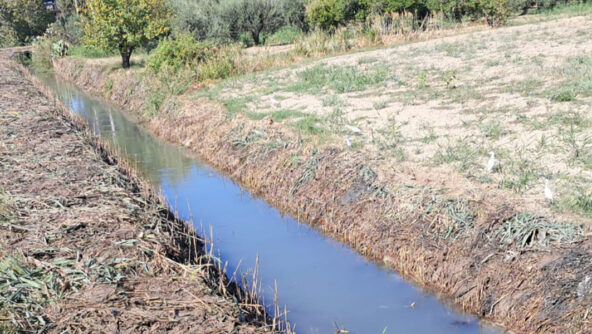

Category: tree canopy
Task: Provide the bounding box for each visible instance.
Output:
[0,0,55,47]
[81,0,170,68]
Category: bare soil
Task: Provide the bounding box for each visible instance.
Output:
[0,52,278,333]
[52,14,592,334]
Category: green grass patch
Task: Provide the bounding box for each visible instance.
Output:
[322,95,346,107]
[272,109,308,121]
[288,63,390,94]
[357,56,379,65]
[67,45,118,58]
[292,115,325,135]
[499,157,541,193]
[434,139,479,172]
[507,77,542,97]
[562,186,592,218]
[246,111,270,120]
[224,96,255,114]
[480,120,507,140]
[549,88,576,102]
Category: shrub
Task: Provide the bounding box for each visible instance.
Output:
[427,0,482,21]
[281,0,308,31]
[306,0,369,30]
[148,33,240,82]
[239,32,256,47]
[147,33,217,73]
[481,0,511,26]
[379,0,430,18]
[264,26,302,45]
[196,45,241,81]
[31,37,55,72]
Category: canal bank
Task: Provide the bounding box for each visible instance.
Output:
[0,52,279,333]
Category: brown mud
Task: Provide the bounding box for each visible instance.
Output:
[51,17,592,334]
[0,52,283,333]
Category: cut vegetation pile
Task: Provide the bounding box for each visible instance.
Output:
[0,52,283,333]
[52,13,592,334]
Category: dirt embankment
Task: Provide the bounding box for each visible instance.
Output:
[53,17,592,333]
[0,54,283,333]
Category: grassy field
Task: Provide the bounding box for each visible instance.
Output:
[197,14,592,225]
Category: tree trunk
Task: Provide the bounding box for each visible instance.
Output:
[121,48,132,69]
[251,30,260,45]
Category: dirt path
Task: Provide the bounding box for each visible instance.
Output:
[0,54,279,333]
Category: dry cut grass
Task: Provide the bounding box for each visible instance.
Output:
[0,54,287,333]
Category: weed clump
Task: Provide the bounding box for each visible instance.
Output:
[497,212,584,249]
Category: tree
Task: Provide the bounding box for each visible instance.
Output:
[306,0,371,30]
[0,0,55,47]
[81,0,170,68]
[221,0,284,45]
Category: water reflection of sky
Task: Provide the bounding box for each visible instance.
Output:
[39,73,499,334]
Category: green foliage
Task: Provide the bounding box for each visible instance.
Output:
[0,0,55,47]
[167,0,304,45]
[81,0,170,68]
[148,34,216,73]
[289,63,389,94]
[264,26,303,45]
[221,0,285,45]
[376,0,430,17]
[67,45,117,58]
[31,37,55,72]
[167,0,229,41]
[239,32,256,47]
[305,0,587,30]
[481,0,510,26]
[306,0,370,30]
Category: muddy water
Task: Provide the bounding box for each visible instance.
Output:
[38,73,498,334]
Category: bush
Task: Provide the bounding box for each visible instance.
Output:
[148,33,240,82]
[239,32,256,47]
[481,0,511,26]
[31,37,55,72]
[148,34,217,73]
[264,26,302,45]
[281,0,308,31]
[306,0,370,30]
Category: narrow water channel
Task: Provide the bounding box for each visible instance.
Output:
[38,72,498,334]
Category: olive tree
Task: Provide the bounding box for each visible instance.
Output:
[81,0,170,68]
[221,0,284,45]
